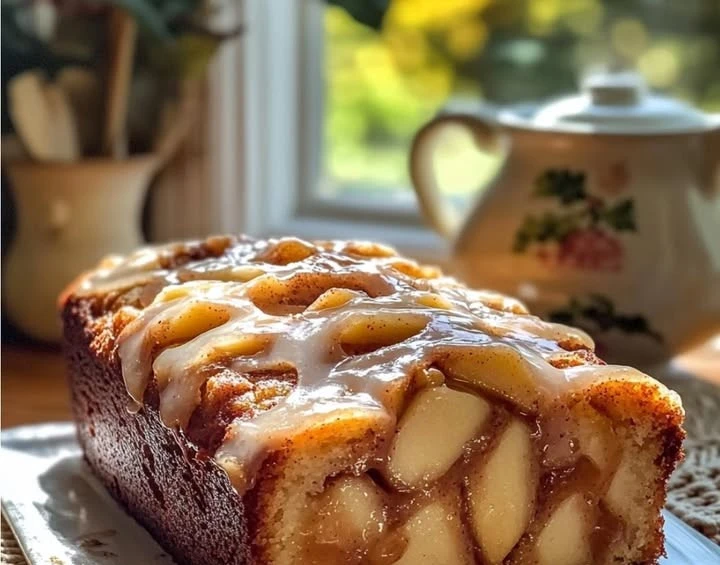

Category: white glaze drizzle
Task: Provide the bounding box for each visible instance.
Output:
[71,236,659,493]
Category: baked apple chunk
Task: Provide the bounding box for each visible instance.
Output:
[62,235,684,565]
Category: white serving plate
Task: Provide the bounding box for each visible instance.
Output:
[2,423,719,564]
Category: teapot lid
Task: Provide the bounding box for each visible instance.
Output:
[507,72,713,134]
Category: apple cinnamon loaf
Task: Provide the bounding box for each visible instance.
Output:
[61,235,684,565]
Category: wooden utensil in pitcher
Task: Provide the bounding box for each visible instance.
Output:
[103,8,137,159]
[8,71,80,162]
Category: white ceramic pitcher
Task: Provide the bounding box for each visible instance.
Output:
[3,156,158,342]
[410,73,720,366]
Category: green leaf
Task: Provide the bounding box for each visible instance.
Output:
[512,220,534,252]
[513,210,580,252]
[513,215,545,252]
[535,215,557,242]
[614,315,664,342]
[554,214,580,240]
[97,0,199,39]
[533,169,587,205]
[536,211,576,242]
[603,199,636,231]
[557,294,663,343]
[579,295,615,331]
[176,34,220,78]
[144,30,220,80]
[588,294,615,315]
[99,0,169,38]
[327,0,390,30]
[549,310,575,325]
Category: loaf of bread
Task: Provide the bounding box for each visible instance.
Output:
[61,235,684,565]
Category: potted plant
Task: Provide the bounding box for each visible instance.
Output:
[1,0,239,342]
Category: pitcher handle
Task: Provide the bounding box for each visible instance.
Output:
[409,113,506,239]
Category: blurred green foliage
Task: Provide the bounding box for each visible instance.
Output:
[323,0,720,198]
[327,0,390,30]
[105,0,199,38]
[1,0,236,138]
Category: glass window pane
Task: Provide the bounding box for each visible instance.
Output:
[320,0,720,203]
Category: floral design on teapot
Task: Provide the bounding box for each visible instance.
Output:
[549,294,664,358]
[513,168,636,272]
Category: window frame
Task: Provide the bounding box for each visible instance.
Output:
[208,0,449,260]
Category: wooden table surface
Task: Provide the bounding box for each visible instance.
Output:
[2,340,719,429]
[2,344,71,428]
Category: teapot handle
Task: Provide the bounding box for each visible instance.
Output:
[409,113,506,239]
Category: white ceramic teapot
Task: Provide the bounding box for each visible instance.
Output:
[410,73,720,366]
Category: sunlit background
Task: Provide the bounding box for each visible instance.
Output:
[321,0,720,200]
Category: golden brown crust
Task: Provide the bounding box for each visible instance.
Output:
[63,297,253,565]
